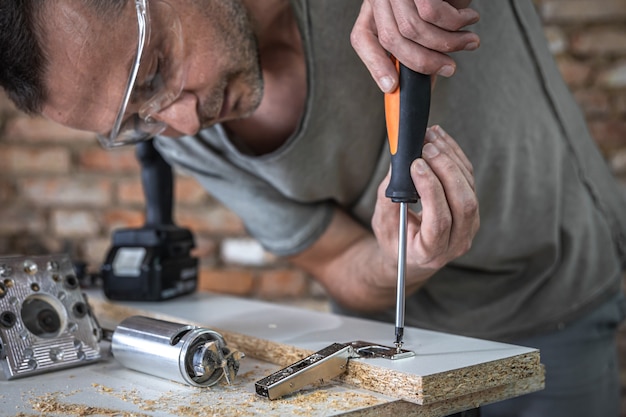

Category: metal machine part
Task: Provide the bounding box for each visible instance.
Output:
[0,254,102,380]
[111,316,243,387]
[255,341,415,400]
[348,340,415,360]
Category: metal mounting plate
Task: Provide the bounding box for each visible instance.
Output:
[348,340,415,360]
[255,340,415,400]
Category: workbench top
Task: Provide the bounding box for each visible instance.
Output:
[1,290,544,416]
[2,345,393,417]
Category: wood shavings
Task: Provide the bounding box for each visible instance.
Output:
[28,392,151,417]
[92,383,115,393]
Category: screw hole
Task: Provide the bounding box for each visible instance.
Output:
[0,311,17,328]
[64,275,79,290]
[72,302,88,318]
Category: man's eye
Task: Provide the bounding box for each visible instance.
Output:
[136,74,159,97]
[131,60,163,103]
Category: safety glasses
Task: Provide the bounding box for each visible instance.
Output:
[97,0,186,149]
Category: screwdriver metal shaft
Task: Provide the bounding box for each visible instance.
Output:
[395,202,408,351]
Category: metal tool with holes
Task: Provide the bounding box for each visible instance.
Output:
[0,254,102,380]
[109,315,244,387]
[0,254,243,387]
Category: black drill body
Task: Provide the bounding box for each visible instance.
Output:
[101,139,198,301]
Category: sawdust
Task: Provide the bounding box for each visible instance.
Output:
[84,378,384,417]
[92,383,115,393]
[92,384,163,412]
[162,389,384,417]
[28,392,151,417]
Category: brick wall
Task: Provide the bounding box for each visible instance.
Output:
[0,101,318,300]
[0,2,624,297]
[1,1,625,298]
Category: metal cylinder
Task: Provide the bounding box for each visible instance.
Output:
[111,316,227,387]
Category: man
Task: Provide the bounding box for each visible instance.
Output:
[1,1,625,415]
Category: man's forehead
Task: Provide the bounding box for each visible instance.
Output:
[40,0,138,133]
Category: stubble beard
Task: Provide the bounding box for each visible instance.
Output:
[197,0,264,128]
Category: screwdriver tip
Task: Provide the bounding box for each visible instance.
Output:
[394,326,404,352]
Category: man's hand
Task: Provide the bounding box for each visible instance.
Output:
[290,125,479,312]
[351,0,480,92]
[371,125,479,290]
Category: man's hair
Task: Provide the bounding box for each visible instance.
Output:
[0,0,127,114]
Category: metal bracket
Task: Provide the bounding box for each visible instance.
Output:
[348,340,415,360]
[255,341,414,400]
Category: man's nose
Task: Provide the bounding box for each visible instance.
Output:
[152,92,200,136]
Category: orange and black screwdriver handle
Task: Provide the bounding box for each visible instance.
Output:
[384,58,431,203]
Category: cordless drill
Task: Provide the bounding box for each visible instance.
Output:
[101,139,198,301]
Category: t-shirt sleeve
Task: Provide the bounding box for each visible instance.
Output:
[154,134,334,257]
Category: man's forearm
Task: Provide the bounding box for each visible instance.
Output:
[320,233,425,312]
[289,208,426,312]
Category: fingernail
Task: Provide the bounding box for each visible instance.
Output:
[414,159,428,174]
[380,76,395,92]
[464,42,479,51]
[422,143,439,158]
[437,65,455,77]
[425,128,437,142]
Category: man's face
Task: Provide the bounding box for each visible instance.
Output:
[40,0,263,138]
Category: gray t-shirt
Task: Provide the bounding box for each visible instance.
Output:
[156,0,626,341]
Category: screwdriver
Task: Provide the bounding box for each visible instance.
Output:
[384,58,431,351]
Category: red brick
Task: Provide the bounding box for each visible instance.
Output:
[82,237,113,269]
[556,57,592,87]
[570,27,626,56]
[79,147,139,173]
[177,206,245,235]
[538,0,626,23]
[174,176,209,205]
[103,209,145,232]
[9,234,65,256]
[588,120,626,152]
[0,204,47,235]
[3,115,95,144]
[0,180,16,201]
[117,174,207,206]
[573,89,611,117]
[189,235,219,262]
[117,179,145,205]
[256,269,309,300]
[19,177,113,206]
[51,210,100,237]
[0,145,71,174]
[0,237,10,254]
[198,267,255,295]
[616,93,626,115]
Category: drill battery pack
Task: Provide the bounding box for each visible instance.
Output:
[101,225,198,301]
